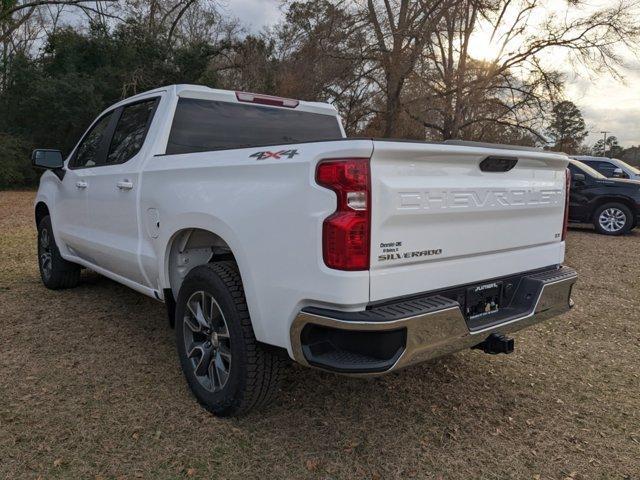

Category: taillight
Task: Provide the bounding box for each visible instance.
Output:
[562,168,571,241]
[316,158,371,270]
[235,91,299,108]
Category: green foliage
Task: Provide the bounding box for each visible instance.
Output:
[546,101,588,154]
[0,133,34,188]
[593,136,624,158]
[0,21,227,187]
[620,145,640,167]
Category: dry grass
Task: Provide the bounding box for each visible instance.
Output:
[0,190,638,480]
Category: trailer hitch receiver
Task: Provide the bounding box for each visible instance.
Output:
[473,333,514,355]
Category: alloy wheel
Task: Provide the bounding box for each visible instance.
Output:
[39,227,53,281]
[598,208,626,233]
[183,291,232,392]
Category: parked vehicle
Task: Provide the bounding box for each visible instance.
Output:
[33,85,577,416]
[571,155,640,180]
[568,159,640,235]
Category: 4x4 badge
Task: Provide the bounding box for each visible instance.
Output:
[250,149,299,160]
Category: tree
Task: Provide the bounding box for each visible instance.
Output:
[388,0,639,141]
[621,146,640,167]
[0,0,117,44]
[361,0,452,137]
[0,132,33,188]
[273,1,377,135]
[593,135,623,158]
[0,7,237,185]
[546,101,588,154]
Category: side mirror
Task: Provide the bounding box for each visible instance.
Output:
[572,173,586,183]
[612,168,628,179]
[32,149,64,170]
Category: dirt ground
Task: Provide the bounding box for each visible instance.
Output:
[1,190,638,480]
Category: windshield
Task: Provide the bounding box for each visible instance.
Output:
[614,159,640,175]
[571,160,606,179]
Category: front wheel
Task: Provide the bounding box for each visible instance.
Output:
[593,203,633,236]
[175,261,285,416]
[37,215,81,289]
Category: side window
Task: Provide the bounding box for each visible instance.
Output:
[585,160,614,177]
[70,113,114,168]
[568,164,580,176]
[582,161,599,173]
[106,99,158,165]
[596,162,616,177]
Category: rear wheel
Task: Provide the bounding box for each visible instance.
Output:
[593,203,633,236]
[37,215,81,289]
[175,261,285,416]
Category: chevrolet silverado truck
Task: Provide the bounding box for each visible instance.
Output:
[32,85,577,416]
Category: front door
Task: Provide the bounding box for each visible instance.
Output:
[54,167,90,259]
[55,111,115,262]
[83,97,159,286]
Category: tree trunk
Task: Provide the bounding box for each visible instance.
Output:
[383,73,404,138]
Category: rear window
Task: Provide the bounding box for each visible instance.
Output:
[166,98,343,155]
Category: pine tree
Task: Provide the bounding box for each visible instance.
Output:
[546,101,588,154]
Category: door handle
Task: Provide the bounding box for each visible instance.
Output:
[76,181,87,189]
[116,180,134,190]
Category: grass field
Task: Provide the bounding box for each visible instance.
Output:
[1,190,639,480]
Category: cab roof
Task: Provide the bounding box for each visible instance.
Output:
[110,84,339,117]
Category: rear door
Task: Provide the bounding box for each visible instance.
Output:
[368,141,568,301]
[82,97,159,285]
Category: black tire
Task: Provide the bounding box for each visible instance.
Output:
[37,215,81,289]
[592,203,634,236]
[175,261,285,417]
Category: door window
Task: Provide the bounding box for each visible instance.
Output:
[70,112,114,168]
[106,99,158,165]
[585,160,616,177]
[596,162,616,177]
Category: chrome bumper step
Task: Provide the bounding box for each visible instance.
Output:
[290,266,577,375]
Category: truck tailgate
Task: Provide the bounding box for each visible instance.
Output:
[369,141,568,302]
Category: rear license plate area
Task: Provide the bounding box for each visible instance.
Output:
[466,281,502,320]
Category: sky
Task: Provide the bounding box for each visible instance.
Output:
[223,1,640,147]
[221,0,282,31]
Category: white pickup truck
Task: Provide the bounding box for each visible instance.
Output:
[33,85,577,416]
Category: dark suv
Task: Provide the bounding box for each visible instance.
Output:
[568,160,640,235]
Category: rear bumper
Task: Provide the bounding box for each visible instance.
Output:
[290,266,577,375]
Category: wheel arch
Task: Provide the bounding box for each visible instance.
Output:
[161,222,260,334]
[165,227,238,300]
[590,196,636,222]
[35,201,50,226]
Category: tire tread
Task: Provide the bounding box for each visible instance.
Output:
[178,261,286,416]
[37,216,81,290]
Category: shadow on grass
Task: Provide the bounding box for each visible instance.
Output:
[72,269,519,442]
